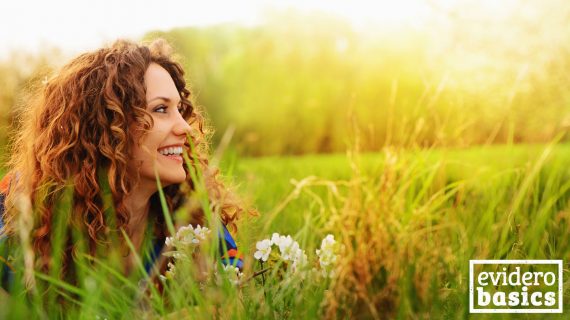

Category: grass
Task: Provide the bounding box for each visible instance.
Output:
[221,143,570,318]
[224,143,570,231]
[3,143,570,318]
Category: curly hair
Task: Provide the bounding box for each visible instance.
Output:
[2,39,246,271]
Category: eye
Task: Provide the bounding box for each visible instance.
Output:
[153,104,167,113]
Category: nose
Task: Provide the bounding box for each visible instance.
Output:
[173,112,192,136]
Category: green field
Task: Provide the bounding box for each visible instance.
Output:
[215,143,570,318]
[226,143,570,232]
[3,143,570,318]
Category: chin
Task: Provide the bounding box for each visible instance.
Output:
[159,171,187,186]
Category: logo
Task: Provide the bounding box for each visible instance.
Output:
[469,260,562,313]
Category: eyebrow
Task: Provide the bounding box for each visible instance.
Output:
[147,96,181,104]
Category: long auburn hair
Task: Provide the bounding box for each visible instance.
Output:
[2,39,245,271]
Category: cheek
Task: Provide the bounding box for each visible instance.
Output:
[131,138,157,164]
[138,130,163,154]
[130,124,167,162]
[144,124,167,146]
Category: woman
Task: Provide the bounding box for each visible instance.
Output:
[0,39,248,292]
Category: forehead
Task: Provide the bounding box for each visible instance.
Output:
[144,63,179,101]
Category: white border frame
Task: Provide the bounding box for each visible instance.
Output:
[469,260,563,314]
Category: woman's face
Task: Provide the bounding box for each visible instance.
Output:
[129,63,191,189]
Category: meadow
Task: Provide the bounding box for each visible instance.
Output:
[4,142,570,318]
[220,143,570,318]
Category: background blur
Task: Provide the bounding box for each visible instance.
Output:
[0,0,569,157]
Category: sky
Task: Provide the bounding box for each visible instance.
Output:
[0,0,543,68]
[0,0,433,58]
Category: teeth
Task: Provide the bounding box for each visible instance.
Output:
[159,146,183,156]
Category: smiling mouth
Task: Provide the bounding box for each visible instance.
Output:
[158,146,184,162]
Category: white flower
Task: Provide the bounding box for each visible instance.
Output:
[319,234,336,252]
[278,236,300,261]
[295,248,307,265]
[165,224,211,248]
[164,224,211,263]
[176,225,198,246]
[291,248,308,273]
[193,224,211,242]
[271,233,283,246]
[316,234,339,278]
[254,239,272,261]
[277,235,292,258]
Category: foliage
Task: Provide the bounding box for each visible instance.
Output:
[1,9,570,157]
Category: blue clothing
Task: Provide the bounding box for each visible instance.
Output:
[220,224,243,269]
[0,193,11,290]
